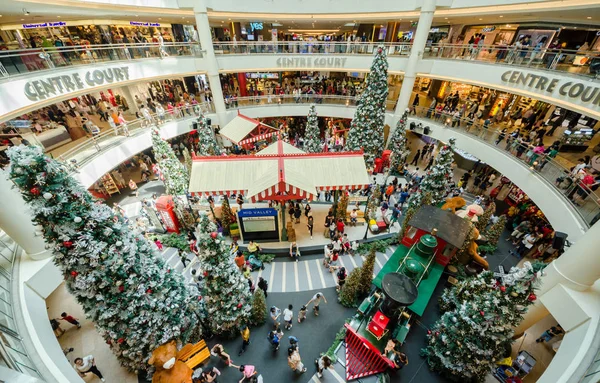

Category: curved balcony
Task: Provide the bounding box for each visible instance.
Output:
[62,95,593,240]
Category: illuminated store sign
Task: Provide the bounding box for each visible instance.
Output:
[130,21,161,27]
[501,70,600,106]
[249,22,263,31]
[276,57,347,68]
[24,67,130,101]
[481,26,496,32]
[23,22,66,29]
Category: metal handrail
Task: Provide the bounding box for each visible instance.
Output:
[213,41,412,55]
[224,94,397,111]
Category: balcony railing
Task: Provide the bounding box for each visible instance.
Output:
[423,43,600,79]
[58,102,213,168]
[411,106,599,227]
[0,42,203,79]
[213,41,412,56]
[226,94,397,111]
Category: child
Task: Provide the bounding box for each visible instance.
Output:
[323,244,333,268]
[336,267,347,292]
[58,312,81,329]
[297,306,307,323]
[283,304,294,330]
[268,327,283,351]
[328,250,339,273]
[341,234,351,255]
[154,238,163,251]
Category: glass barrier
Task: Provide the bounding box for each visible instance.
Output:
[412,106,599,227]
[423,43,600,79]
[0,42,203,78]
[213,41,412,56]
[226,94,397,111]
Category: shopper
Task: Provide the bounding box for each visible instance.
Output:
[50,318,65,337]
[74,355,105,382]
[238,325,251,356]
[267,327,284,351]
[307,214,314,240]
[306,292,327,316]
[236,364,257,382]
[410,149,421,166]
[293,203,302,223]
[315,355,333,378]
[201,367,221,382]
[536,325,564,343]
[288,347,308,374]
[247,240,261,255]
[235,251,246,271]
[336,218,345,235]
[283,304,294,330]
[270,306,281,327]
[289,241,300,262]
[58,312,81,329]
[297,305,307,323]
[257,277,268,298]
[336,267,347,292]
[210,344,233,366]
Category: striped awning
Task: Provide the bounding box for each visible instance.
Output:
[239,132,278,146]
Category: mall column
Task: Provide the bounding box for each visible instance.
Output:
[0,170,51,260]
[193,4,228,125]
[394,0,437,120]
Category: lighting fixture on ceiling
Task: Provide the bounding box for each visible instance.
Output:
[587,16,592,19]
[499,15,504,18]
[444,17,448,19]
[344,23,356,27]
[479,18,483,21]
[22,8,30,16]
[57,16,61,18]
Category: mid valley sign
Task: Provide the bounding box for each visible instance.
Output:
[24,67,131,101]
[500,70,600,107]
[276,57,348,68]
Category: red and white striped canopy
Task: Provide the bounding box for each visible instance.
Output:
[238,132,278,146]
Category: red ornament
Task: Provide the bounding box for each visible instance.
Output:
[146,289,152,294]
[203,271,209,277]
[198,296,203,300]
[117,338,124,344]
[118,285,124,292]
[528,293,537,302]
[106,339,112,345]
[435,331,440,337]
[167,269,171,273]
[377,48,382,53]
[500,286,506,292]
[480,311,485,316]
[427,330,432,335]
[63,241,73,249]
[237,303,242,308]
[210,232,218,239]
[30,187,41,196]
[70,270,78,277]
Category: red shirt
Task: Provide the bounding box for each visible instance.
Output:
[336,221,345,232]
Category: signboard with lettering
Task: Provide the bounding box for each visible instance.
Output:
[238,208,279,241]
[130,21,161,27]
[23,22,66,29]
[481,26,496,33]
[24,66,131,101]
[276,57,348,69]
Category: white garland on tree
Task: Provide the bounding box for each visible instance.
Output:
[388,110,410,172]
[304,104,321,153]
[150,125,189,195]
[195,113,222,156]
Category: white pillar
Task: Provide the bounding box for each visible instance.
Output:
[193,6,227,124]
[515,223,600,333]
[118,85,139,114]
[0,170,51,260]
[395,0,437,117]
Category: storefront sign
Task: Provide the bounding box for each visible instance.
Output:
[500,70,600,107]
[276,57,348,69]
[129,21,160,27]
[238,208,278,217]
[23,22,66,29]
[481,26,496,33]
[250,22,263,31]
[24,66,131,101]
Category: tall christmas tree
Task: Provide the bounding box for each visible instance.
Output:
[345,45,389,166]
[335,191,349,222]
[194,214,251,335]
[388,111,409,173]
[195,113,222,156]
[339,268,362,307]
[422,262,545,382]
[357,248,377,297]
[475,202,496,232]
[182,146,193,175]
[151,125,189,195]
[407,138,456,209]
[366,187,382,221]
[304,104,321,153]
[249,289,267,326]
[484,215,507,248]
[220,197,235,234]
[7,145,201,372]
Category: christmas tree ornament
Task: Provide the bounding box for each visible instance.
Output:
[210,232,218,239]
[115,241,123,247]
[118,338,125,344]
[43,192,53,200]
[480,311,485,316]
[304,104,322,153]
[63,241,73,248]
[118,285,125,292]
[510,292,518,297]
[500,286,506,292]
[528,293,537,301]
[74,217,82,223]
[70,270,78,277]
[30,187,41,196]
[427,330,432,335]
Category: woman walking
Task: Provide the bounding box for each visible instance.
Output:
[288,347,307,374]
[210,344,233,367]
[307,214,314,240]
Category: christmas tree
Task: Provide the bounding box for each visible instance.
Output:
[366,187,382,221]
[7,145,201,372]
[182,146,193,175]
[339,268,362,307]
[304,104,321,153]
[194,214,251,335]
[422,262,545,382]
[475,202,495,232]
[195,113,222,156]
[357,248,377,297]
[335,191,349,222]
[345,45,389,166]
[407,138,456,209]
[151,125,189,195]
[484,215,507,248]
[220,197,235,234]
[388,111,409,173]
[249,288,267,326]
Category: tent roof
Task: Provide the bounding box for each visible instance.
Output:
[407,205,471,248]
[219,115,262,144]
[257,141,305,155]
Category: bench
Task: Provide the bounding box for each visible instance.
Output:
[184,347,210,369]
[178,339,207,361]
[346,210,367,226]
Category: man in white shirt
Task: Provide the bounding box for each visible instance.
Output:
[306,293,327,316]
[74,355,105,381]
[283,304,294,330]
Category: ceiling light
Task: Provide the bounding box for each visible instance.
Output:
[22,8,30,16]
[499,15,504,18]
[587,16,592,19]
[21,19,25,21]
[479,18,483,21]
[228,18,231,20]
[574,26,577,29]
[444,17,448,19]
[57,16,61,18]
[158,18,161,20]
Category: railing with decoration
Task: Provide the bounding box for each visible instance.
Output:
[213,41,412,56]
[0,42,203,79]
[225,94,397,111]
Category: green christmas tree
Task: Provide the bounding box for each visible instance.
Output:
[358,248,377,297]
[7,145,201,372]
[422,262,545,382]
[335,191,349,222]
[304,104,321,153]
[407,138,456,209]
[345,45,389,166]
[249,288,267,326]
[388,111,409,173]
[194,214,251,335]
[484,215,507,248]
[182,146,193,175]
[195,113,222,156]
[151,125,189,195]
[366,187,382,221]
[339,268,362,307]
[475,202,496,232]
[220,197,235,234]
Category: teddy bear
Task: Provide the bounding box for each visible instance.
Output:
[148,340,193,383]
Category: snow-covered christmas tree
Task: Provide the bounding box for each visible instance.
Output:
[151,125,189,195]
[345,45,389,166]
[195,113,222,156]
[304,104,321,153]
[7,145,201,372]
[407,138,456,209]
[388,110,409,173]
[194,214,251,335]
[422,262,545,382]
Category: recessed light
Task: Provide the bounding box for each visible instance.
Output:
[574,26,577,29]
[57,16,61,18]
[479,18,483,21]
[587,16,592,19]
[135,15,138,17]
[499,15,504,18]
[158,18,161,20]
[21,19,24,21]
[444,17,448,20]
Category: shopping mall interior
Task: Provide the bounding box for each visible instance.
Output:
[0,0,599,382]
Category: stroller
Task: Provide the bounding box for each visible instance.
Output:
[248,254,265,271]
